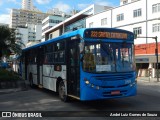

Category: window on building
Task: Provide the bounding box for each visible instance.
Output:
[123,0,128,4]
[152,23,160,32]
[117,13,124,22]
[49,34,52,39]
[49,19,62,24]
[89,22,93,28]
[133,27,142,35]
[152,3,160,13]
[133,9,142,17]
[101,18,107,26]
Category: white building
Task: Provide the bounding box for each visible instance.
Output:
[10,8,49,28]
[15,27,28,48]
[86,0,160,77]
[47,8,63,16]
[15,24,42,48]
[22,0,34,10]
[41,15,69,42]
[44,4,112,41]
[86,0,160,44]
[120,0,139,5]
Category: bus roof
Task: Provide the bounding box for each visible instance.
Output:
[23,28,133,51]
[23,28,86,51]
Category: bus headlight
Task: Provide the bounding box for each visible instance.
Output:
[84,78,90,85]
[85,80,90,84]
[84,78,100,90]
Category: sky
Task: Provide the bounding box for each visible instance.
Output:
[0,0,119,24]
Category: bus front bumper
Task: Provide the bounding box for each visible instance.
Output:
[80,82,137,101]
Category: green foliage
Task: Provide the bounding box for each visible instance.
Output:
[0,26,23,58]
[0,68,21,81]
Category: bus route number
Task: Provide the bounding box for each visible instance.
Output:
[90,31,128,39]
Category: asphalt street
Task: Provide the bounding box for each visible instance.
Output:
[0,78,160,120]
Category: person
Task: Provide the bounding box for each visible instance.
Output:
[83,46,95,71]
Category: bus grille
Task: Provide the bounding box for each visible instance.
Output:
[90,73,134,89]
[100,84,129,88]
[94,73,133,81]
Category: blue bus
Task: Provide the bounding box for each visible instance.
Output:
[22,28,137,101]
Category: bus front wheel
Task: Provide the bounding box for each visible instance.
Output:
[58,81,68,102]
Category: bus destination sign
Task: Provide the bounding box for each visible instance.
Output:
[84,30,128,40]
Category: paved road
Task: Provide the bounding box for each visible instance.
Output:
[0,80,160,120]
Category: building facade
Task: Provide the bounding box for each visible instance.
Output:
[22,0,34,10]
[86,0,160,77]
[9,9,49,28]
[22,0,40,11]
[15,24,42,48]
[47,8,64,16]
[42,15,69,42]
[43,4,112,41]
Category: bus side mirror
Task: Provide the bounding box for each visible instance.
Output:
[79,42,84,54]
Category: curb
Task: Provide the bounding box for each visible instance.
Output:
[137,78,160,87]
[137,77,160,82]
[0,80,28,95]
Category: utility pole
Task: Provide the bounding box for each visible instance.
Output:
[135,35,159,82]
[155,36,159,82]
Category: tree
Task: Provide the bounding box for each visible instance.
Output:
[0,26,23,59]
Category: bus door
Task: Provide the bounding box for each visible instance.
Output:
[67,39,80,97]
[37,47,43,86]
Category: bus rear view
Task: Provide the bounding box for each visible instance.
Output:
[80,28,137,100]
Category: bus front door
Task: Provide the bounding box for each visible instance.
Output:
[67,39,80,97]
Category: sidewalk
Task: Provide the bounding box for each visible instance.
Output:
[137,76,160,82]
[137,76,160,87]
[0,88,25,95]
[0,80,28,95]
[137,76,160,93]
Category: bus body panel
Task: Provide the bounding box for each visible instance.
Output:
[43,65,66,80]
[43,76,57,91]
[39,66,43,85]
[42,65,66,92]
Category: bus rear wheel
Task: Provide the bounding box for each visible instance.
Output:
[59,81,68,102]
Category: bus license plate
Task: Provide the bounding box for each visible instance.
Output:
[111,91,120,95]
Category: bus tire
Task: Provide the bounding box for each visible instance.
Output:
[58,81,68,102]
[29,73,34,88]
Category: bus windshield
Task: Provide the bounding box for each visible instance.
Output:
[83,42,135,73]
